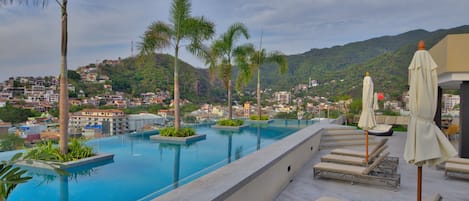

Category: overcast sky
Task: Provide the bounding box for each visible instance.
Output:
[1,0,468,81]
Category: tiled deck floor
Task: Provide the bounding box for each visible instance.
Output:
[275,131,467,201]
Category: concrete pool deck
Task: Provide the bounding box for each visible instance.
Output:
[275,130,467,201]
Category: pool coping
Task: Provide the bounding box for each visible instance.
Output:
[211,124,248,130]
[16,153,115,170]
[149,134,207,145]
[245,119,274,124]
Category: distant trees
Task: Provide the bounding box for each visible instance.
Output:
[0,103,39,124]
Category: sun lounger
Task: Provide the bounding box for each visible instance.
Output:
[445,157,469,179]
[330,138,388,158]
[316,196,342,201]
[423,193,442,201]
[313,152,400,189]
[446,157,469,165]
[321,145,398,174]
[322,145,388,166]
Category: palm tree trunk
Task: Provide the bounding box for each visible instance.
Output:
[228,79,232,119]
[59,0,68,154]
[257,68,261,119]
[174,45,180,130]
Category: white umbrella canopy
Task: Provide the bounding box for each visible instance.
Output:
[358,73,376,130]
[373,92,379,111]
[358,73,376,162]
[404,43,457,167]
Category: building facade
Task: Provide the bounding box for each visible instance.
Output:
[70,109,128,136]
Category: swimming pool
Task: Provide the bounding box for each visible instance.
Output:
[7,121,308,201]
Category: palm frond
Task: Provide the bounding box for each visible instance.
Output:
[266,51,288,74]
[226,22,250,45]
[170,0,191,31]
[139,21,172,55]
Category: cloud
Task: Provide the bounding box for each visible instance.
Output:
[1,0,469,81]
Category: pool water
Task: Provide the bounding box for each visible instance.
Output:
[7,121,306,201]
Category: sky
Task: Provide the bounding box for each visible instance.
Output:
[1,0,468,81]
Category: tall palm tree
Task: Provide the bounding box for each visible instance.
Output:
[139,0,215,130]
[208,23,249,120]
[1,0,69,154]
[235,43,288,119]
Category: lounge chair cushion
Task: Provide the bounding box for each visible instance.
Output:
[423,193,442,201]
[330,139,388,157]
[314,162,367,175]
[322,145,387,166]
[316,197,342,201]
[321,154,367,166]
[446,157,469,165]
[446,162,469,174]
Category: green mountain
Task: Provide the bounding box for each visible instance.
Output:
[100,54,225,104]
[102,25,469,103]
[259,25,469,99]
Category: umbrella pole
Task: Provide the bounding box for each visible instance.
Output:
[417,166,422,201]
[365,130,369,163]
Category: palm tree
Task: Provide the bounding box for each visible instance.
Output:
[208,23,250,120]
[235,43,288,119]
[139,0,215,130]
[1,0,69,154]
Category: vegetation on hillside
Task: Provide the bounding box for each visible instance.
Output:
[97,26,469,103]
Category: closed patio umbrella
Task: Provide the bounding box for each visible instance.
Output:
[358,72,376,162]
[404,40,457,201]
[373,92,379,111]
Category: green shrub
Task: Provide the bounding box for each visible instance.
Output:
[217,119,244,126]
[249,115,269,120]
[159,127,195,137]
[0,134,25,151]
[25,138,95,162]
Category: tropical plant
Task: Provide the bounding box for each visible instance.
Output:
[217,119,244,126]
[159,127,195,137]
[0,153,32,201]
[235,41,288,120]
[25,138,94,162]
[139,0,215,130]
[205,23,250,120]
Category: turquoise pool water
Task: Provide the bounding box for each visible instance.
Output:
[6,120,310,201]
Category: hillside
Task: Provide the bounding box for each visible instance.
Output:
[100,54,225,104]
[101,25,469,103]
[259,25,469,99]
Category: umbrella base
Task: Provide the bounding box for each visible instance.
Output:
[369,124,394,136]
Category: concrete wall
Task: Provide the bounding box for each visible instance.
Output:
[153,122,326,201]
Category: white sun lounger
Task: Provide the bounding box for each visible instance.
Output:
[330,138,388,158]
[445,157,469,179]
[423,193,442,201]
[313,152,400,189]
[316,196,343,201]
[320,145,397,174]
